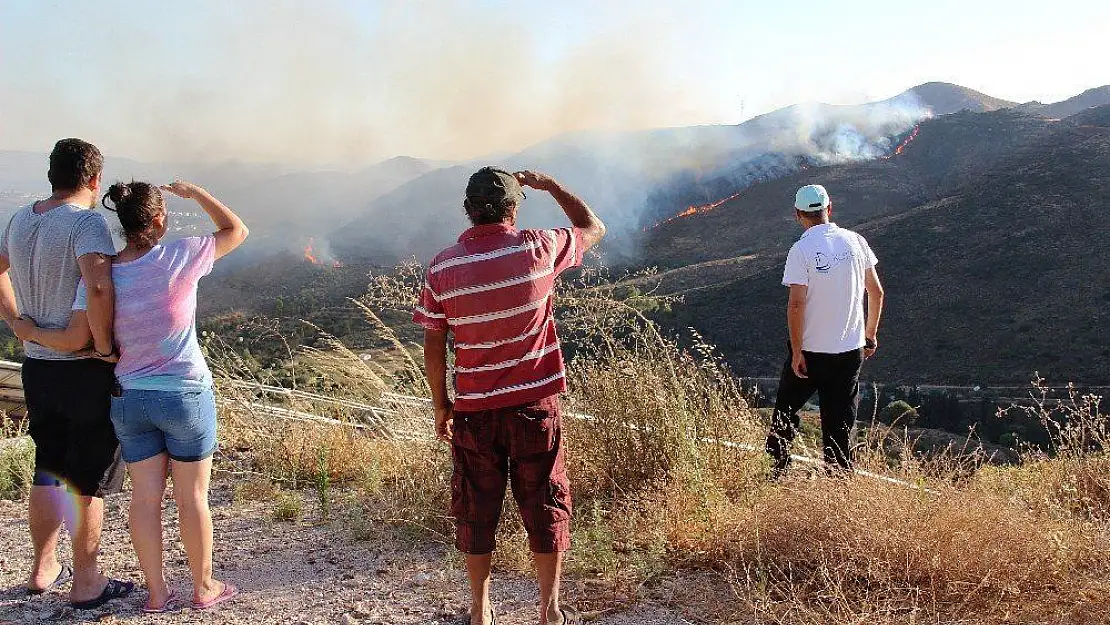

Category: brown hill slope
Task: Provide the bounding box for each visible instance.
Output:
[1018,85,1110,119]
[331,82,1011,263]
[649,108,1110,384]
[642,109,1055,268]
[908,81,1016,114]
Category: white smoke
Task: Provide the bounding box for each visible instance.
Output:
[330,89,935,264]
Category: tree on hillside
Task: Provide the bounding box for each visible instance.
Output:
[879,400,919,427]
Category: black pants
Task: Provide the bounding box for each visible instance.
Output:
[22,358,125,497]
[766,345,863,474]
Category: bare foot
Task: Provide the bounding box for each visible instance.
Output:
[69,573,110,604]
[144,582,173,611]
[26,561,63,592]
[469,606,495,625]
[194,578,229,605]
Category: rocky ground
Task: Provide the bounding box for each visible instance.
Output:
[0,484,709,624]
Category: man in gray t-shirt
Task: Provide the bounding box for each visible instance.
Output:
[0,139,135,609]
[1,203,116,360]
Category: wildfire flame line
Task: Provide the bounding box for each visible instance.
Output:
[645,191,744,231]
[881,124,921,159]
[648,124,924,231]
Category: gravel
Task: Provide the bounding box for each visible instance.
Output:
[0,486,698,624]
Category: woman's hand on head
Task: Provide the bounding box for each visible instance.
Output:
[159,181,203,200]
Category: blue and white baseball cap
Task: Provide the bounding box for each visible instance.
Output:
[795,184,831,212]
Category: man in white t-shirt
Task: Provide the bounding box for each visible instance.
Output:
[765,184,885,477]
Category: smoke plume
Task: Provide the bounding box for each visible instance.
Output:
[0,1,705,166]
[0,2,934,265]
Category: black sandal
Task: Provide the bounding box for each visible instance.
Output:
[27,565,73,596]
[70,578,135,610]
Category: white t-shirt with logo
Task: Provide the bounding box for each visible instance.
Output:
[782,223,878,354]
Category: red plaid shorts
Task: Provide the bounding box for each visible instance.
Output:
[450,395,572,554]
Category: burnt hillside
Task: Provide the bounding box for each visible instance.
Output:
[642,109,1058,268]
[655,107,1110,384]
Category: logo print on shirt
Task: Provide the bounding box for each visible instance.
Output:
[813,250,855,274]
[814,252,831,273]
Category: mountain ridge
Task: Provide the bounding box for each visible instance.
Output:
[1018,85,1110,118]
[905,81,1016,114]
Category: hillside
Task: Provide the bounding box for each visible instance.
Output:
[0,152,432,265]
[197,85,1110,386]
[1018,85,1110,118]
[327,82,1095,265]
[642,109,1055,267]
[208,156,433,266]
[907,82,1016,114]
[648,107,1110,384]
[330,82,991,263]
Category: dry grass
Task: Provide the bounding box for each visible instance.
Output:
[982,380,1110,524]
[710,479,1107,624]
[0,416,32,500]
[197,262,1110,624]
[272,492,304,522]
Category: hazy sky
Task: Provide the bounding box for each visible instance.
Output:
[1,0,1107,165]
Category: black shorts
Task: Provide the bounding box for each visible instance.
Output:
[22,358,125,497]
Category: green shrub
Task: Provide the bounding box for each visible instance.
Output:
[273,492,303,522]
[878,399,919,427]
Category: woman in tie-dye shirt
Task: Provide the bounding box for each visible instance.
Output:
[18,180,248,613]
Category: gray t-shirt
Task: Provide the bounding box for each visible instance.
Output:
[1,203,117,360]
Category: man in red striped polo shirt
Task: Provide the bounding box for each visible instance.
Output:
[414,167,605,625]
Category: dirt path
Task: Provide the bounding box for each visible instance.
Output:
[0,485,701,624]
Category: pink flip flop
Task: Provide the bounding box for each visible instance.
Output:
[142,589,178,614]
[191,583,239,610]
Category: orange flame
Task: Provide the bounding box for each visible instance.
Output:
[303,238,344,268]
[882,124,921,159]
[648,125,922,233]
[303,238,320,264]
[645,190,744,230]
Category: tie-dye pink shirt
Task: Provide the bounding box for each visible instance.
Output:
[75,236,216,390]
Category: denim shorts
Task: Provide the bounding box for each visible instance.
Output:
[109,387,218,463]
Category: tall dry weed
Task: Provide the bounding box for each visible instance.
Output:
[708,477,1108,624]
[203,261,1110,624]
